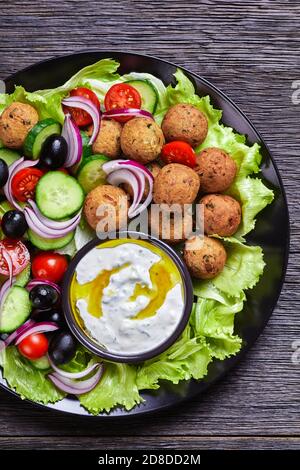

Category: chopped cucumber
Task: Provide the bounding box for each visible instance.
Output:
[77,154,109,193]
[0,286,31,333]
[36,171,84,220]
[24,118,61,159]
[125,79,159,113]
[28,228,74,250]
[0,148,20,166]
[15,264,31,287]
[28,355,51,371]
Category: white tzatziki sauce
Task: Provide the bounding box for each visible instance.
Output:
[73,242,184,355]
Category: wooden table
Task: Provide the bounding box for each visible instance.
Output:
[0,0,298,450]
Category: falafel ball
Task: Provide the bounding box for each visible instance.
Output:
[153,163,200,205]
[0,102,39,149]
[92,119,122,159]
[183,235,227,279]
[200,194,241,237]
[149,207,193,244]
[194,147,237,193]
[162,103,208,147]
[84,185,128,231]
[123,162,161,202]
[120,117,165,164]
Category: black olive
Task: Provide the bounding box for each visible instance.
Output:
[29,285,59,310]
[40,134,68,169]
[1,210,28,238]
[31,308,66,326]
[48,330,77,365]
[0,159,9,187]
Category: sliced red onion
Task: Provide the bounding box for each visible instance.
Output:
[1,249,13,286]
[26,279,61,295]
[3,157,39,210]
[62,96,100,145]
[24,206,81,239]
[102,159,154,180]
[107,169,144,218]
[103,159,154,217]
[48,364,104,395]
[119,159,154,179]
[62,113,83,168]
[103,108,154,120]
[15,322,59,345]
[27,200,82,230]
[0,319,35,352]
[48,356,102,379]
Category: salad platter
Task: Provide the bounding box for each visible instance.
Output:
[0,52,289,417]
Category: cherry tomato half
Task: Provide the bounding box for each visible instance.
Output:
[0,239,30,276]
[63,87,100,127]
[161,141,196,168]
[104,83,142,123]
[11,168,44,202]
[18,333,49,360]
[32,252,68,283]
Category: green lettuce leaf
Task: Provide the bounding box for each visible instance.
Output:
[137,325,211,390]
[1,346,65,404]
[191,293,244,360]
[228,177,274,237]
[194,241,265,298]
[0,59,121,123]
[79,362,142,415]
[164,69,222,126]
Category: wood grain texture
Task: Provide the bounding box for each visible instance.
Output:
[0,0,299,450]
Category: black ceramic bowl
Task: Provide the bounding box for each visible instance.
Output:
[62,231,194,363]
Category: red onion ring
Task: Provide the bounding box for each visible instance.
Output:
[27,200,81,230]
[62,113,83,167]
[26,279,61,295]
[0,319,35,352]
[15,322,59,345]
[103,108,154,120]
[3,157,39,210]
[103,159,154,217]
[48,356,102,379]
[24,206,81,239]
[107,169,145,218]
[48,364,104,395]
[62,96,100,145]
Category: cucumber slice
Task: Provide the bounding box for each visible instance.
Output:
[36,171,84,220]
[28,228,74,250]
[0,148,20,166]
[77,154,109,194]
[28,355,51,370]
[0,286,31,333]
[24,118,61,159]
[15,264,31,287]
[81,131,93,159]
[125,79,159,113]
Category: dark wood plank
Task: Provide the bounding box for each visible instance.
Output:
[1,436,300,450]
[0,0,299,448]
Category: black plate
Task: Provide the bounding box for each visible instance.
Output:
[0,52,289,418]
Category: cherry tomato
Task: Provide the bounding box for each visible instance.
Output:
[161,141,196,168]
[11,168,44,202]
[104,83,142,122]
[18,333,48,360]
[32,252,68,283]
[0,239,30,276]
[63,87,100,127]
